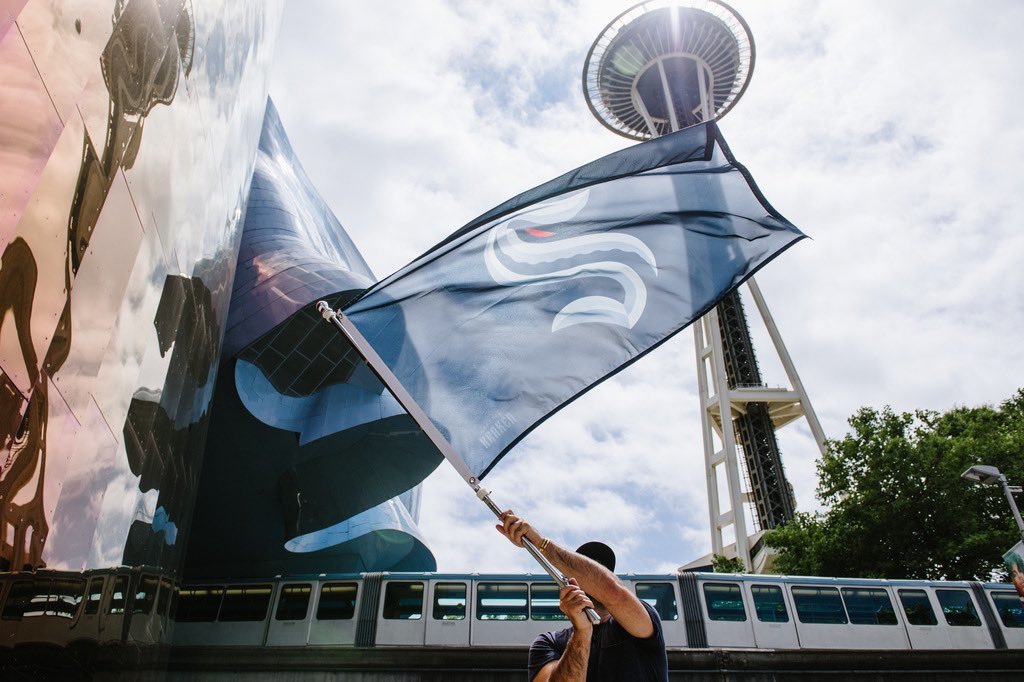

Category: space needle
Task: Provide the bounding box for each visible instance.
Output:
[584,1,827,571]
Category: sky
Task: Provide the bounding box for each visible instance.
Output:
[268,0,1024,576]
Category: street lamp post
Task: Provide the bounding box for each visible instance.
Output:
[961,464,1024,543]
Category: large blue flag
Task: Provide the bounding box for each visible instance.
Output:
[343,121,805,479]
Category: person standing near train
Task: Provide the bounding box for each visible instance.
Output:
[496,510,669,681]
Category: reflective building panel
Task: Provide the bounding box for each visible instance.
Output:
[184,100,437,579]
[1,0,439,669]
[0,0,283,661]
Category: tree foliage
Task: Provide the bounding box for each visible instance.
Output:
[763,389,1024,581]
[712,554,746,573]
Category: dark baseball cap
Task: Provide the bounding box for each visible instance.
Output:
[576,541,616,572]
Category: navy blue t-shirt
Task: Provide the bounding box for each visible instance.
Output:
[527,601,668,681]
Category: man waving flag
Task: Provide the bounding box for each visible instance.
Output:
[341,120,805,481]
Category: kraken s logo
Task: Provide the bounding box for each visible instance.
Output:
[484,189,657,332]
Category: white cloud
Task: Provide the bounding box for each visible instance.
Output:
[272,1,1024,574]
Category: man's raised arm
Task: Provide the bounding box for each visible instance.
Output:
[496,510,654,639]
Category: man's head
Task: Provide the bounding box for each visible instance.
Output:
[576,541,615,572]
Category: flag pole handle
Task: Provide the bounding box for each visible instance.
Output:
[475,486,602,625]
[316,301,600,625]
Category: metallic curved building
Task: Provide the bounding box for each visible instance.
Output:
[0,0,436,661]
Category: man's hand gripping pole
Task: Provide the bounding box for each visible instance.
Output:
[316,302,600,625]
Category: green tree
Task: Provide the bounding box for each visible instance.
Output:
[711,554,746,573]
[763,389,1024,580]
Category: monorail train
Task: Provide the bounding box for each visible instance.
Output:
[1,568,1023,653]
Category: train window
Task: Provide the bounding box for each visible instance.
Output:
[636,583,678,621]
[219,584,272,622]
[317,582,358,620]
[433,582,467,620]
[1,581,35,620]
[276,584,312,621]
[751,585,789,623]
[85,577,104,615]
[841,587,897,625]
[477,582,528,621]
[134,575,160,615]
[156,579,173,617]
[530,583,567,621]
[175,586,224,622]
[990,591,1024,628]
[791,586,847,624]
[703,582,746,622]
[935,589,981,626]
[383,582,423,620]
[897,589,937,626]
[108,576,129,615]
[50,578,85,619]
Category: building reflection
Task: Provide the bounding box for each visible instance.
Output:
[2,0,196,575]
[0,0,437,668]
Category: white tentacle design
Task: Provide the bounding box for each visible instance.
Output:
[484,189,657,331]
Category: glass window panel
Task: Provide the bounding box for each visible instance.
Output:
[703,582,746,622]
[2,581,36,620]
[636,583,678,621]
[134,576,160,615]
[219,584,272,622]
[841,587,897,625]
[50,578,85,619]
[316,582,358,621]
[897,589,937,626]
[752,585,789,623]
[108,576,129,615]
[530,583,567,621]
[990,591,1024,628]
[175,585,224,622]
[276,584,312,621]
[383,582,423,620]
[432,582,466,621]
[85,577,104,615]
[477,583,528,621]
[935,589,981,627]
[791,586,847,624]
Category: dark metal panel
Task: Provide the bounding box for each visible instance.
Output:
[356,572,384,648]
[678,572,708,648]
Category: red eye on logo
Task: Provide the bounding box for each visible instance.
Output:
[524,227,555,238]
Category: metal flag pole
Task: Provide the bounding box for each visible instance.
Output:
[316,301,600,624]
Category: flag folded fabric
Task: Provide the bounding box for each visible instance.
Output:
[344,121,805,479]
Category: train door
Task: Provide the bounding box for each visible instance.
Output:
[266,582,314,646]
[895,587,949,649]
[127,574,161,644]
[70,575,106,643]
[789,584,848,649]
[424,580,470,646]
[986,588,1024,648]
[700,580,755,647]
[746,582,799,649]
[934,587,995,649]
[97,572,130,644]
[215,583,274,645]
[634,580,686,648]
[376,580,426,646]
[308,580,359,645]
[153,577,174,644]
[837,586,909,649]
